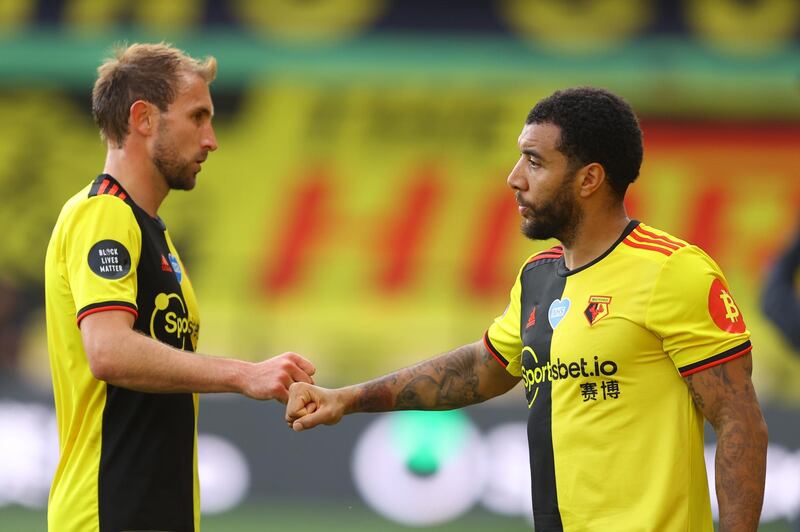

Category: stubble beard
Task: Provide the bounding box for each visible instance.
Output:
[153,125,197,191]
[520,172,583,248]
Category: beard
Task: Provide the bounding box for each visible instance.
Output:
[152,125,199,191]
[518,171,583,247]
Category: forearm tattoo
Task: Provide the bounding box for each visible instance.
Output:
[353,343,494,412]
[685,357,767,532]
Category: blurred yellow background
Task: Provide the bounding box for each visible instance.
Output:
[2,0,799,400]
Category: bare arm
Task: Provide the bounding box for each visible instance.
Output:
[81,310,315,402]
[286,340,520,430]
[684,354,768,532]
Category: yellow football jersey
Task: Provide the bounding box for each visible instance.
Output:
[485,221,750,532]
[45,175,201,532]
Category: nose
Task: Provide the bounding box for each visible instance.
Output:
[507,157,527,191]
[202,123,218,152]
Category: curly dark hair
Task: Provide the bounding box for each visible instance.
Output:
[526,87,643,198]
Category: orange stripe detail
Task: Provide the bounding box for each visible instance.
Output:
[77,305,138,326]
[108,184,119,196]
[97,179,110,195]
[622,238,673,256]
[527,253,562,261]
[680,345,753,377]
[118,192,127,201]
[634,226,685,248]
[526,246,564,264]
[533,245,562,255]
[629,230,681,251]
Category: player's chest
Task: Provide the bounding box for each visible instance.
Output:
[133,225,200,351]
[518,270,660,385]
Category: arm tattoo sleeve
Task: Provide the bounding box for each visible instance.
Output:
[352,343,492,412]
[685,357,767,532]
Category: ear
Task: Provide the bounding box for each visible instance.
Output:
[129,100,155,137]
[576,162,606,198]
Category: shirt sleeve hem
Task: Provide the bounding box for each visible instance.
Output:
[678,340,753,377]
[76,301,139,327]
[483,331,509,368]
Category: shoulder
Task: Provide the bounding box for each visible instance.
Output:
[53,183,141,261]
[619,223,690,261]
[627,226,731,303]
[630,224,719,272]
[618,222,723,277]
[522,245,564,272]
[615,223,731,300]
[63,187,138,230]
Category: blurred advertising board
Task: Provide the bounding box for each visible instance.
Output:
[0,394,799,527]
[2,85,798,399]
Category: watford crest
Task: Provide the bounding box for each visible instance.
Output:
[584,296,611,326]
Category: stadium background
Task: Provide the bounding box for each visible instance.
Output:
[0,0,799,530]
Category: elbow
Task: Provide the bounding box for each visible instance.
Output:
[84,337,120,383]
[737,413,769,456]
[79,311,136,384]
[714,410,769,454]
[748,411,769,450]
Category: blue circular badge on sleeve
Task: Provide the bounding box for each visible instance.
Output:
[87,240,132,279]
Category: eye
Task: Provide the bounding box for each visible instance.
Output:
[528,157,540,169]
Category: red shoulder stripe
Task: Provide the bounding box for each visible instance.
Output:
[622,238,673,256]
[527,253,562,263]
[634,226,686,248]
[97,179,110,195]
[629,230,681,251]
[108,184,120,196]
[526,246,564,264]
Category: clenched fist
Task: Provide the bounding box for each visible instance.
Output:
[285,382,348,431]
[240,352,316,403]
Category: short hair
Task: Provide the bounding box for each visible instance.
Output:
[92,42,217,148]
[526,87,643,198]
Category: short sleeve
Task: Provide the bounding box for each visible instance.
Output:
[646,245,752,377]
[484,264,525,377]
[64,195,142,326]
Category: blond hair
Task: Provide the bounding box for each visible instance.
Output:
[92,42,217,147]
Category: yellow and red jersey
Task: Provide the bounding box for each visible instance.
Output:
[485,221,750,531]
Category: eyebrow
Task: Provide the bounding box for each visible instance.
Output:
[521,148,543,160]
[192,106,214,119]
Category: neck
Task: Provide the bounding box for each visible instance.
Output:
[103,146,168,218]
[561,202,630,271]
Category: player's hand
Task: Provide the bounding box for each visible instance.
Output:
[241,352,316,403]
[285,382,346,432]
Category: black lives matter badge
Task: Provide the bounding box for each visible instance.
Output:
[87,240,132,279]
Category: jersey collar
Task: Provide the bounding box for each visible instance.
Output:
[556,220,640,277]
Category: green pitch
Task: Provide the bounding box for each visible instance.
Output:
[0,503,791,531]
[0,502,531,531]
